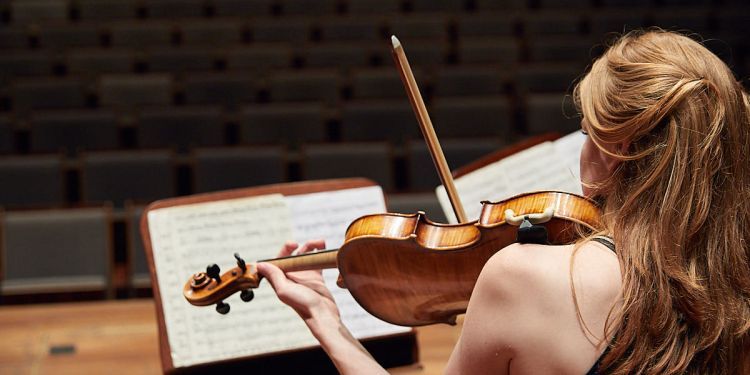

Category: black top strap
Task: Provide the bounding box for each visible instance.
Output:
[590,236,615,253]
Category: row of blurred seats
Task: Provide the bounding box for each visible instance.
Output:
[0,137,518,209]
[0,191,446,300]
[3,9,748,50]
[1,63,591,111]
[0,92,579,150]
[6,0,744,25]
[2,37,598,78]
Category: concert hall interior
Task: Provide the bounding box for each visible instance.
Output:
[0,0,748,374]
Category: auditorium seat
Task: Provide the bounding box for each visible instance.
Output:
[191,146,286,193]
[144,0,205,18]
[110,21,173,48]
[11,77,88,112]
[716,8,750,35]
[457,37,519,64]
[411,0,465,12]
[516,63,582,94]
[30,109,119,154]
[10,0,68,24]
[300,42,371,69]
[146,47,217,73]
[319,16,381,42]
[599,0,650,6]
[430,96,513,138]
[535,0,593,8]
[475,0,526,10]
[99,73,173,108]
[183,72,257,109]
[456,13,518,38]
[226,44,293,72]
[387,192,447,223]
[37,23,102,50]
[387,15,448,40]
[81,150,175,206]
[126,205,150,288]
[213,0,273,17]
[0,154,65,207]
[0,27,30,49]
[433,66,506,97]
[180,20,243,46]
[302,142,394,191]
[407,138,504,191]
[660,0,715,5]
[268,69,340,103]
[525,93,580,135]
[137,106,225,151]
[1,207,113,297]
[351,67,424,99]
[0,116,13,154]
[523,12,583,36]
[588,10,645,36]
[253,18,312,43]
[650,9,711,36]
[340,100,419,143]
[77,0,138,20]
[527,36,600,65]
[67,48,134,76]
[239,103,327,145]
[347,0,400,14]
[0,52,54,83]
[372,39,447,66]
[281,0,338,15]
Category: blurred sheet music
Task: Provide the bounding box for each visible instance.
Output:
[148,187,409,369]
[286,186,411,338]
[149,194,313,368]
[435,131,586,223]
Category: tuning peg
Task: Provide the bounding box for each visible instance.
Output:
[234,253,246,271]
[206,264,221,283]
[216,301,230,314]
[240,289,254,302]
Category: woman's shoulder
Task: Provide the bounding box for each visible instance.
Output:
[481,241,622,301]
[452,241,622,374]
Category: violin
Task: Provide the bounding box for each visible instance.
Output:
[184,191,600,326]
[183,36,601,326]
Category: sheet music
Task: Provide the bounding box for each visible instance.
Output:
[286,186,411,338]
[552,131,586,194]
[436,131,586,223]
[148,187,410,369]
[149,194,320,368]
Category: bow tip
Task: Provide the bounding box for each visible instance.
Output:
[391,35,401,49]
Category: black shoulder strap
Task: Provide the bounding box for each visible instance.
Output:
[591,236,616,252]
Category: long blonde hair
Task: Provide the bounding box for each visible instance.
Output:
[574,30,750,374]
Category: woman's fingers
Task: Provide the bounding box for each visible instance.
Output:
[256,262,290,292]
[297,239,327,255]
[278,241,299,257]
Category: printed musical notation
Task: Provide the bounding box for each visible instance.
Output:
[148,187,409,368]
[435,131,586,223]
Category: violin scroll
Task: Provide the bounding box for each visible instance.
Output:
[183,253,260,314]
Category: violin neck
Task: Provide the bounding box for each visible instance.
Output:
[259,249,339,273]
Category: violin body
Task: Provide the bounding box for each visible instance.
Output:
[337,191,600,326]
[184,191,601,326]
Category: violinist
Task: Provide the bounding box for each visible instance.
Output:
[256,29,750,374]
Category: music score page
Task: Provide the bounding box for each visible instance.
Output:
[147,187,409,368]
[435,131,586,223]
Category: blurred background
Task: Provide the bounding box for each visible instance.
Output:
[0,0,748,304]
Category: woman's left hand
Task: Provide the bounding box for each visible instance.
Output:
[256,240,340,322]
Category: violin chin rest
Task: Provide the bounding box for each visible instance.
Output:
[336,274,347,289]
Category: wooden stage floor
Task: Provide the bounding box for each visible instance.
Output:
[0,299,462,374]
